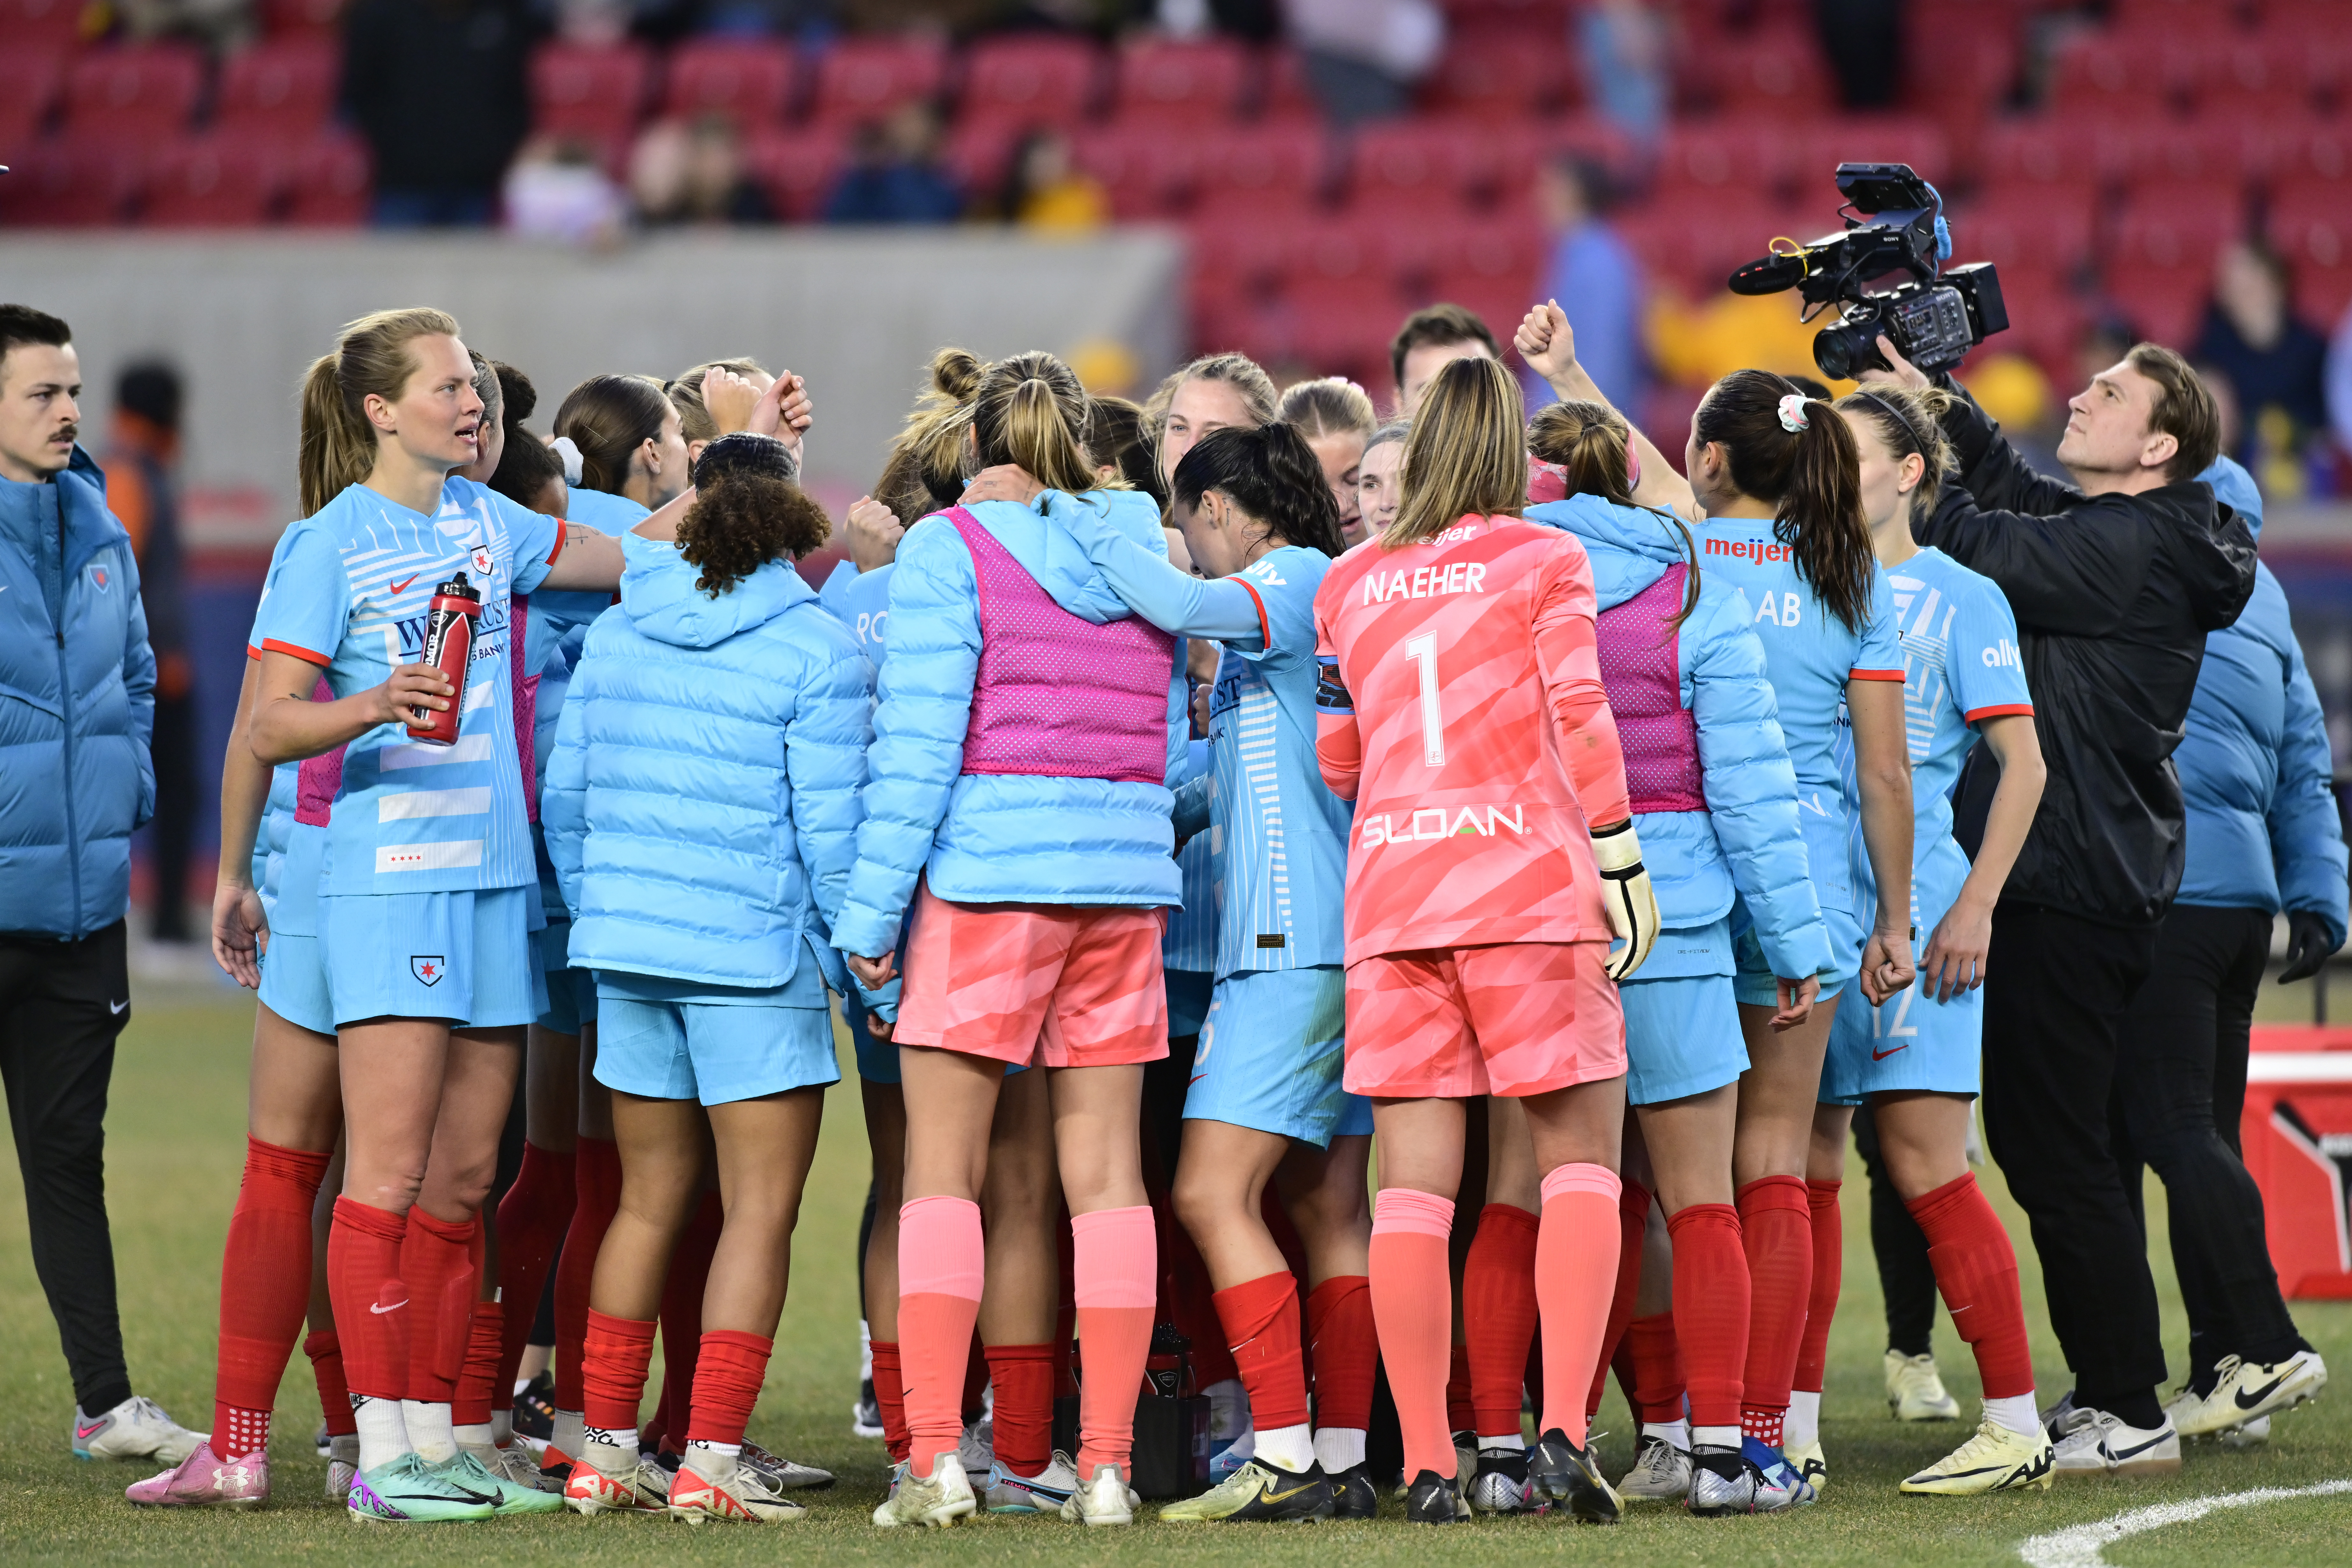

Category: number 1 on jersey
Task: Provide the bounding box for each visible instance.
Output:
[1404,633,1444,766]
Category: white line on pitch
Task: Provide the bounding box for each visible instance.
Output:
[2017,1479,2352,1568]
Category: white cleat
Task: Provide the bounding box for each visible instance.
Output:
[2174,1351,2327,1438]
[1059,1462,1136,1527]
[1900,1414,2055,1495]
[873,1452,977,1528]
[1785,1437,1827,1494]
[73,1396,204,1465]
[1617,1433,1691,1502]
[666,1452,808,1524]
[1885,1350,1961,1422]
[326,1433,359,1502]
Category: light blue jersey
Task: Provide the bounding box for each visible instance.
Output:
[561,484,650,537]
[1165,736,1218,976]
[250,476,561,894]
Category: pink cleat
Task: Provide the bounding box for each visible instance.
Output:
[126,1441,271,1508]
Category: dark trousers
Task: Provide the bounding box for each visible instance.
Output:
[2114,904,2306,1371]
[0,921,133,1414]
[146,689,198,942]
[1981,902,2167,1405]
[1851,1102,1939,1356]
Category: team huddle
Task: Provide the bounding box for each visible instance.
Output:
[106,292,2325,1529]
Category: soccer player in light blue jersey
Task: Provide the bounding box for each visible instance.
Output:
[246,310,623,1525]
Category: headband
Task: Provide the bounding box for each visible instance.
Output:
[1851,388,1930,460]
[1528,457,1570,505]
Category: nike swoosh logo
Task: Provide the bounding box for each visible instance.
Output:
[2105,1432,2172,1461]
[2235,1372,2293,1409]
[109,999,128,1015]
[75,1421,105,1438]
[390,575,420,594]
[1871,1044,1909,1060]
[369,1299,409,1315]
[1259,1482,1320,1504]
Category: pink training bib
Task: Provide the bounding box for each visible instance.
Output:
[1595,563,1706,815]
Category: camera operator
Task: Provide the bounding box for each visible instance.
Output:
[1862,335,2256,1474]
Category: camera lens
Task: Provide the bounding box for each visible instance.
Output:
[1813,321,1869,381]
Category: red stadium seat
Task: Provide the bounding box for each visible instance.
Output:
[216,39,340,138]
[0,50,64,155]
[1618,191,1793,299]
[663,39,796,130]
[2275,121,2352,187]
[0,139,143,226]
[530,42,652,141]
[1072,125,1199,219]
[940,117,1021,201]
[742,125,850,222]
[2101,266,2205,351]
[2113,118,2275,190]
[807,36,948,128]
[283,129,370,225]
[1347,118,1490,212]
[1190,124,1329,222]
[1800,117,1953,188]
[1437,0,1571,32]
[2197,33,2317,117]
[63,44,206,144]
[1257,48,1323,124]
[1975,116,2120,196]
[2268,181,2352,326]
[1433,217,1544,320]
[1949,186,2097,276]
[1904,0,2018,125]
[0,0,88,52]
[961,35,1104,132]
[1701,25,1829,117]
[2113,183,2247,273]
[142,134,286,226]
[1422,26,1577,119]
[1655,118,1803,198]
[260,0,344,39]
[1110,37,1248,128]
[2047,32,2195,117]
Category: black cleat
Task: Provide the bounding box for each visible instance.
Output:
[1404,1468,1467,1524]
[1158,1457,1336,1522]
[1528,1428,1621,1524]
[1329,1463,1379,1520]
[512,1370,555,1445]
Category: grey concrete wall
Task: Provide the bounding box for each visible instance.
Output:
[0,227,1186,531]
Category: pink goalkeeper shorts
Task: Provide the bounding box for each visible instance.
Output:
[1343,940,1625,1099]
[894,886,1170,1068]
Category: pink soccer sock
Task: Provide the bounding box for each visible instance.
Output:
[1072,1204,1156,1477]
[897,1196,984,1480]
[1370,1187,1456,1482]
[1534,1162,1621,1446]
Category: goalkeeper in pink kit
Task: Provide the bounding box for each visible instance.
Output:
[1311,355,1659,1524]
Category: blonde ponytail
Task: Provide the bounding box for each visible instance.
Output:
[970,351,1106,498]
[296,306,461,517]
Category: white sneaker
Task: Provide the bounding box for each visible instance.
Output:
[74,1396,204,1465]
[2050,1408,2180,1477]
[326,1434,359,1502]
[873,1453,977,1528]
[1058,1462,1136,1527]
[2175,1351,2327,1437]
[1885,1350,1961,1422]
[1617,1433,1690,1501]
[984,1450,1081,1513]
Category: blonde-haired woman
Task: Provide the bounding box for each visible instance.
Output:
[837,351,1188,1529]
[1311,354,1658,1524]
[1144,351,1278,488]
[1279,377,1377,545]
[246,308,622,1523]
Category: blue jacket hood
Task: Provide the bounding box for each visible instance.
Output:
[619,531,815,649]
[2199,456,2263,542]
[1525,495,1683,611]
[1015,488,1166,622]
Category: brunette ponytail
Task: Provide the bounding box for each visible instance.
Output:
[1693,369,1874,631]
[1171,422,1345,558]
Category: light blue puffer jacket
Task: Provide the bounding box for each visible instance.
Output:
[544,532,873,991]
[2175,459,2349,946]
[1528,495,1830,981]
[830,490,1188,959]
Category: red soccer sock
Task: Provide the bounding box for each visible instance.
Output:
[211,1137,331,1458]
[898,1196,985,1479]
[493,1141,574,1407]
[454,1301,504,1429]
[400,1208,479,1405]
[686,1330,772,1448]
[1212,1271,1309,1434]
[1534,1163,1621,1446]
[1737,1175,1811,1447]
[982,1343,1057,1477]
[656,1191,721,1450]
[305,1329,357,1436]
[1072,1205,1156,1475]
[961,1330,989,1427]
[1586,1180,1650,1423]
[581,1309,656,1436]
[553,1137,620,1417]
[326,1197,412,1402]
[1795,1178,1842,1397]
[870,1340,910,1464]
[1628,1312,1688,1424]
[1304,1274,1374,1433]
[1463,1203,1538,1438]
[1908,1172,2035,1399]
[1370,1188,1456,1480]
[1447,1343,1473,1435]
[1665,1202,1749,1429]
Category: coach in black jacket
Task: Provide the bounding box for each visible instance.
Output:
[1868,339,2256,1465]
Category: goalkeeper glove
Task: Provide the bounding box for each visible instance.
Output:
[1591,818,1659,981]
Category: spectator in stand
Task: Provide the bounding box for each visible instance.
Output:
[2195,241,2330,490]
[1578,0,1668,146]
[1535,155,1642,415]
[1389,303,1499,418]
[994,130,1107,233]
[342,0,535,227]
[1814,0,1904,111]
[823,101,963,225]
[1286,0,1445,126]
[630,116,777,226]
[97,363,194,946]
[503,136,630,246]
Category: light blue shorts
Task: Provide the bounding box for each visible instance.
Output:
[1621,969,1747,1106]
[1185,966,1372,1148]
[270,820,326,937]
[1822,972,1983,1104]
[1166,968,1215,1040]
[256,931,336,1037]
[319,885,545,1029]
[532,918,598,1037]
[1732,901,1859,1008]
[594,968,841,1106]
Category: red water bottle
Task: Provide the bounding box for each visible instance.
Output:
[406,572,481,746]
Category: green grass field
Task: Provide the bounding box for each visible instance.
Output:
[2,980,2347,1567]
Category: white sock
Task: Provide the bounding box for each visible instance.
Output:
[1254,1421,1315,1473]
[685,1440,740,1483]
[454,1422,495,1453]
[1478,1433,1523,1455]
[1693,1424,1741,1451]
[859,1318,873,1381]
[402,1401,457,1464]
[353,1396,412,1473]
[1314,1427,1367,1473]
[1785,1389,1821,1451]
[1986,1394,2040,1437]
[1642,1418,1691,1451]
[489,1408,513,1447]
[587,1426,639,1457]
[1205,1379,1250,1442]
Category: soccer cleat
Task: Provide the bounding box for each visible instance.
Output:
[74,1395,204,1465]
[314,1422,332,1458]
[741,1440,833,1490]
[469,1441,563,1493]
[1208,1432,1256,1483]
[1685,1444,1756,1516]
[1329,1462,1379,1519]
[637,1452,674,1503]
[1900,1414,2055,1495]
[1466,1448,1530,1514]
[125,1441,270,1508]
[1403,1468,1467,1524]
[1742,1436,1816,1508]
[326,1434,359,1502]
[957,1416,994,1477]
[435,1450,564,1515]
[1617,1433,1692,1502]
[666,1453,808,1524]
[853,1376,884,1440]
[2174,1351,2327,1437]
[2220,1414,2272,1449]
[564,1440,661,1515]
[346,1451,498,1522]
[1059,1461,1137,1526]
[873,1452,977,1528]
[512,1372,556,1452]
[1450,1429,1477,1486]
[542,1408,585,1476]
[1885,1350,1961,1422]
[984,1449,1081,1513]
[1159,1456,1335,1522]
[2050,1409,2181,1477]
[1528,1428,1621,1524]
[1786,1437,1828,1494]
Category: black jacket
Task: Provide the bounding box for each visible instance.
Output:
[1918,380,2259,927]
[341,0,534,195]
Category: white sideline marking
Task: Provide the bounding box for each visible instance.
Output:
[2017,1479,2352,1568]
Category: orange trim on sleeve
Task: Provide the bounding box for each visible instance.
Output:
[245,644,261,661]
[1232,577,1271,648]
[1849,668,1907,682]
[546,524,568,567]
[1965,703,2035,721]
[260,638,332,668]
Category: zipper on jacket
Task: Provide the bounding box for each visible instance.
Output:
[54,502,85,935]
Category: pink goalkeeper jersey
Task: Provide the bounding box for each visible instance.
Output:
[1313,515,1631,965]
